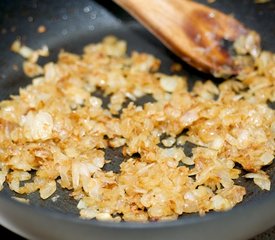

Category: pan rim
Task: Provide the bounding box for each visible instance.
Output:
[1,188,275,229]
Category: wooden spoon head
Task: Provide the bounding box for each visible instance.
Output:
[114,0,259,77]
[180,4,249,77]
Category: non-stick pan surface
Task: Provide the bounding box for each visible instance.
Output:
[0,0,275,239]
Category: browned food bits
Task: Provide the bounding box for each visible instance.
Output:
[37,25,47,33]
[1,35,274,222]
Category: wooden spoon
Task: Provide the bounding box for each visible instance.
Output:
[114,0,250,76]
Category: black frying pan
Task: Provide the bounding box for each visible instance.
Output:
[0,0,275,239]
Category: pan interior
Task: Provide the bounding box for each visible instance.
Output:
[0,0,275,220]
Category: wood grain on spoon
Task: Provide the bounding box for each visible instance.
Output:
[114,0,249,76]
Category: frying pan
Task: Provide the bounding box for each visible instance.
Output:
[0,0,275,239]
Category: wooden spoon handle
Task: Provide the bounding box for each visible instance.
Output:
[114,0,248,75]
